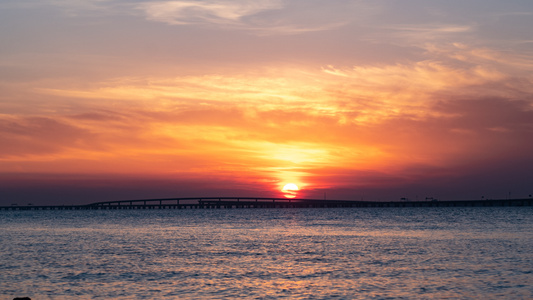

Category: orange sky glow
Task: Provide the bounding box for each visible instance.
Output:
[1,1,532,204]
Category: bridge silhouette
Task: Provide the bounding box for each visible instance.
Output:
[1,197,532,210]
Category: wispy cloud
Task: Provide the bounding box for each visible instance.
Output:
[367,23,475,47]
[138,1,283,26]
[136,0,352,34]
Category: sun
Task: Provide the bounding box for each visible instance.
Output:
[282,183,299,191]
[282,183,299,198]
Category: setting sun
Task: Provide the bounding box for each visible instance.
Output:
[282,183,299,198]
[282,183,299,191]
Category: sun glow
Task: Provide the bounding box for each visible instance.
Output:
[282,183,299,198]
[283,183,299,191]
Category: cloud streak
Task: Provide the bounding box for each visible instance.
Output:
[138,1,283,25]
[136,0,353,34]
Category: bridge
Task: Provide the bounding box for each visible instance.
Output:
[1,197,532,210]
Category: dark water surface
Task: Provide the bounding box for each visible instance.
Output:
[1,207,532,299]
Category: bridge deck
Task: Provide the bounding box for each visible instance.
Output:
[1,197,532,210]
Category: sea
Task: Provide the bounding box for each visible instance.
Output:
[1,207,532,299]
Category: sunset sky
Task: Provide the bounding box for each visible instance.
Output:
[1,0,533,205]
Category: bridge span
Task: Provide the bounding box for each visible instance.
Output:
[1,197,532,210]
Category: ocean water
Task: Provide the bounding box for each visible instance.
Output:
[1,207,532,299]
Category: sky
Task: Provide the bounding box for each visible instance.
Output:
[1,0,533,205]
